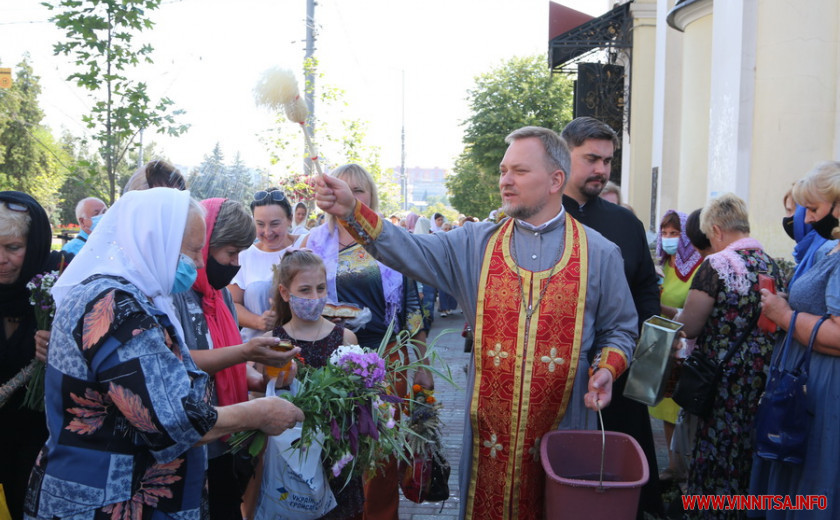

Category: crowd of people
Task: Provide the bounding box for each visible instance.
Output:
[1,120,838,520]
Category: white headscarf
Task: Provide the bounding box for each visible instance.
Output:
[414,217,432,235]
[53,188,194,341]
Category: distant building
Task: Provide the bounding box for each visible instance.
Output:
[390,166,449,204]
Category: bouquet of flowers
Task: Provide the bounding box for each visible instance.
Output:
[230,322,455,486]
[23,271,59,410]
[0,271,59,411]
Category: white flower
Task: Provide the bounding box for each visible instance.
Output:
[328,344,367,365]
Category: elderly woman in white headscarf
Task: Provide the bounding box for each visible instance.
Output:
[24,188,303,520]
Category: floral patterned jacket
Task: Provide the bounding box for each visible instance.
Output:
[25,275,217,520]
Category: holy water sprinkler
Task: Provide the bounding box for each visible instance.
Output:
[254,67,323,175]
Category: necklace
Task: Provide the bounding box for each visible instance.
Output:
[338,237,357,249]
[287,319,328,343]
[509,229,564,320]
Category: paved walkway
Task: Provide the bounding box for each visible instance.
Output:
[399,313,469,519]
[398,313,669,520]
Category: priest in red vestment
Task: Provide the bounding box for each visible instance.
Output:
[314,126,638,520]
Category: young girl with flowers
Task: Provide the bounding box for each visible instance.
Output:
[268,248,363,520]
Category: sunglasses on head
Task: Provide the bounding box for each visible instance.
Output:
[3,201,28,213]
[254,190,286,203]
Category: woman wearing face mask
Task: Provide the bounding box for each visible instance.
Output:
[25,188,303,520]
[229,188,301,342]
[267,249,361,520]
[784,203,838,291]
[652,210,703,484]
[172,198,301,520]
[752,162,840,517]
[659,210,704,319]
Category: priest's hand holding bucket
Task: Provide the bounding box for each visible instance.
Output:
[585,368,614,410]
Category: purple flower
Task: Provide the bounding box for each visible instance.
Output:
[357,402,379,441]
[348,422,359,454]
[379,393,402,404]
[331,452,354,477]
[330,417,340,441]
[338,352,387,388]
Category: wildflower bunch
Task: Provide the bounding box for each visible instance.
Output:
[230,322,456,486]
[27,271,59,330]
[403,385,443,460]
[22,271,59,411]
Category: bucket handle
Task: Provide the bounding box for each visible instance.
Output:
[597,401,605,493]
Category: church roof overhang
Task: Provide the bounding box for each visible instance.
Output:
[548,2,632,70]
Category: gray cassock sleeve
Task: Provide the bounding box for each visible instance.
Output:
[588,236,639,363]
[361,219,498,330]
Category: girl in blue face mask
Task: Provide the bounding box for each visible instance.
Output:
[650,209,704,483]
[267,249,364,519]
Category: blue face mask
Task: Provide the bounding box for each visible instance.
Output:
[90,214,104,232]
[172,254,198,294]
[661,237,679,256]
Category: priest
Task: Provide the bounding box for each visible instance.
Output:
[314,126,638,520]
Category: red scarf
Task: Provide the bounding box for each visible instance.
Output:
[194,198,248,406]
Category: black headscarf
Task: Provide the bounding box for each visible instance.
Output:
[0,191,53,317]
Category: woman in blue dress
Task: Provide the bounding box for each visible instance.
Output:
[756,161,840,519]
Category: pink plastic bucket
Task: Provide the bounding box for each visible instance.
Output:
[540,430,649,520]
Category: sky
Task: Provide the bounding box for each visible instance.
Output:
[0,0,609,177]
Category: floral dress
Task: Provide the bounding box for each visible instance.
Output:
[25,275,217,520]
[685,249,783,519]
[273,324,364,520]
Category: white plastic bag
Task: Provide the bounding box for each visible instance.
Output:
[254,380,337,520]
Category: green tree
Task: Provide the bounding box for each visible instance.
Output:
[0,56,71,220]
[56,133,160,225]
[188,143,226,201]
[447,55,574,217]
[187,144,263,205]
[44,0,188,205]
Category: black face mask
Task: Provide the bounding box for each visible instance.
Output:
[782,216,795,241]
[811,204,839,240]
[205,254,241,290]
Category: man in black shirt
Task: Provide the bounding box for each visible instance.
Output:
[561,117,664,519]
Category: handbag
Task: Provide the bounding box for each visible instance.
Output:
[672,314,759,418]
[754,312,829,464]
[399,446,451,503]
[254,379,337,520]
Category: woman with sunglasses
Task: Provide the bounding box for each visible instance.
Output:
[229,188,302,341]
[0,192,71,519]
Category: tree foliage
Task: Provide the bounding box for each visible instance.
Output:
[187,144,267,206]
[447,55,574,218]
[44,0,188,204]
[0,56,71,221]
[57,134,161,226]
